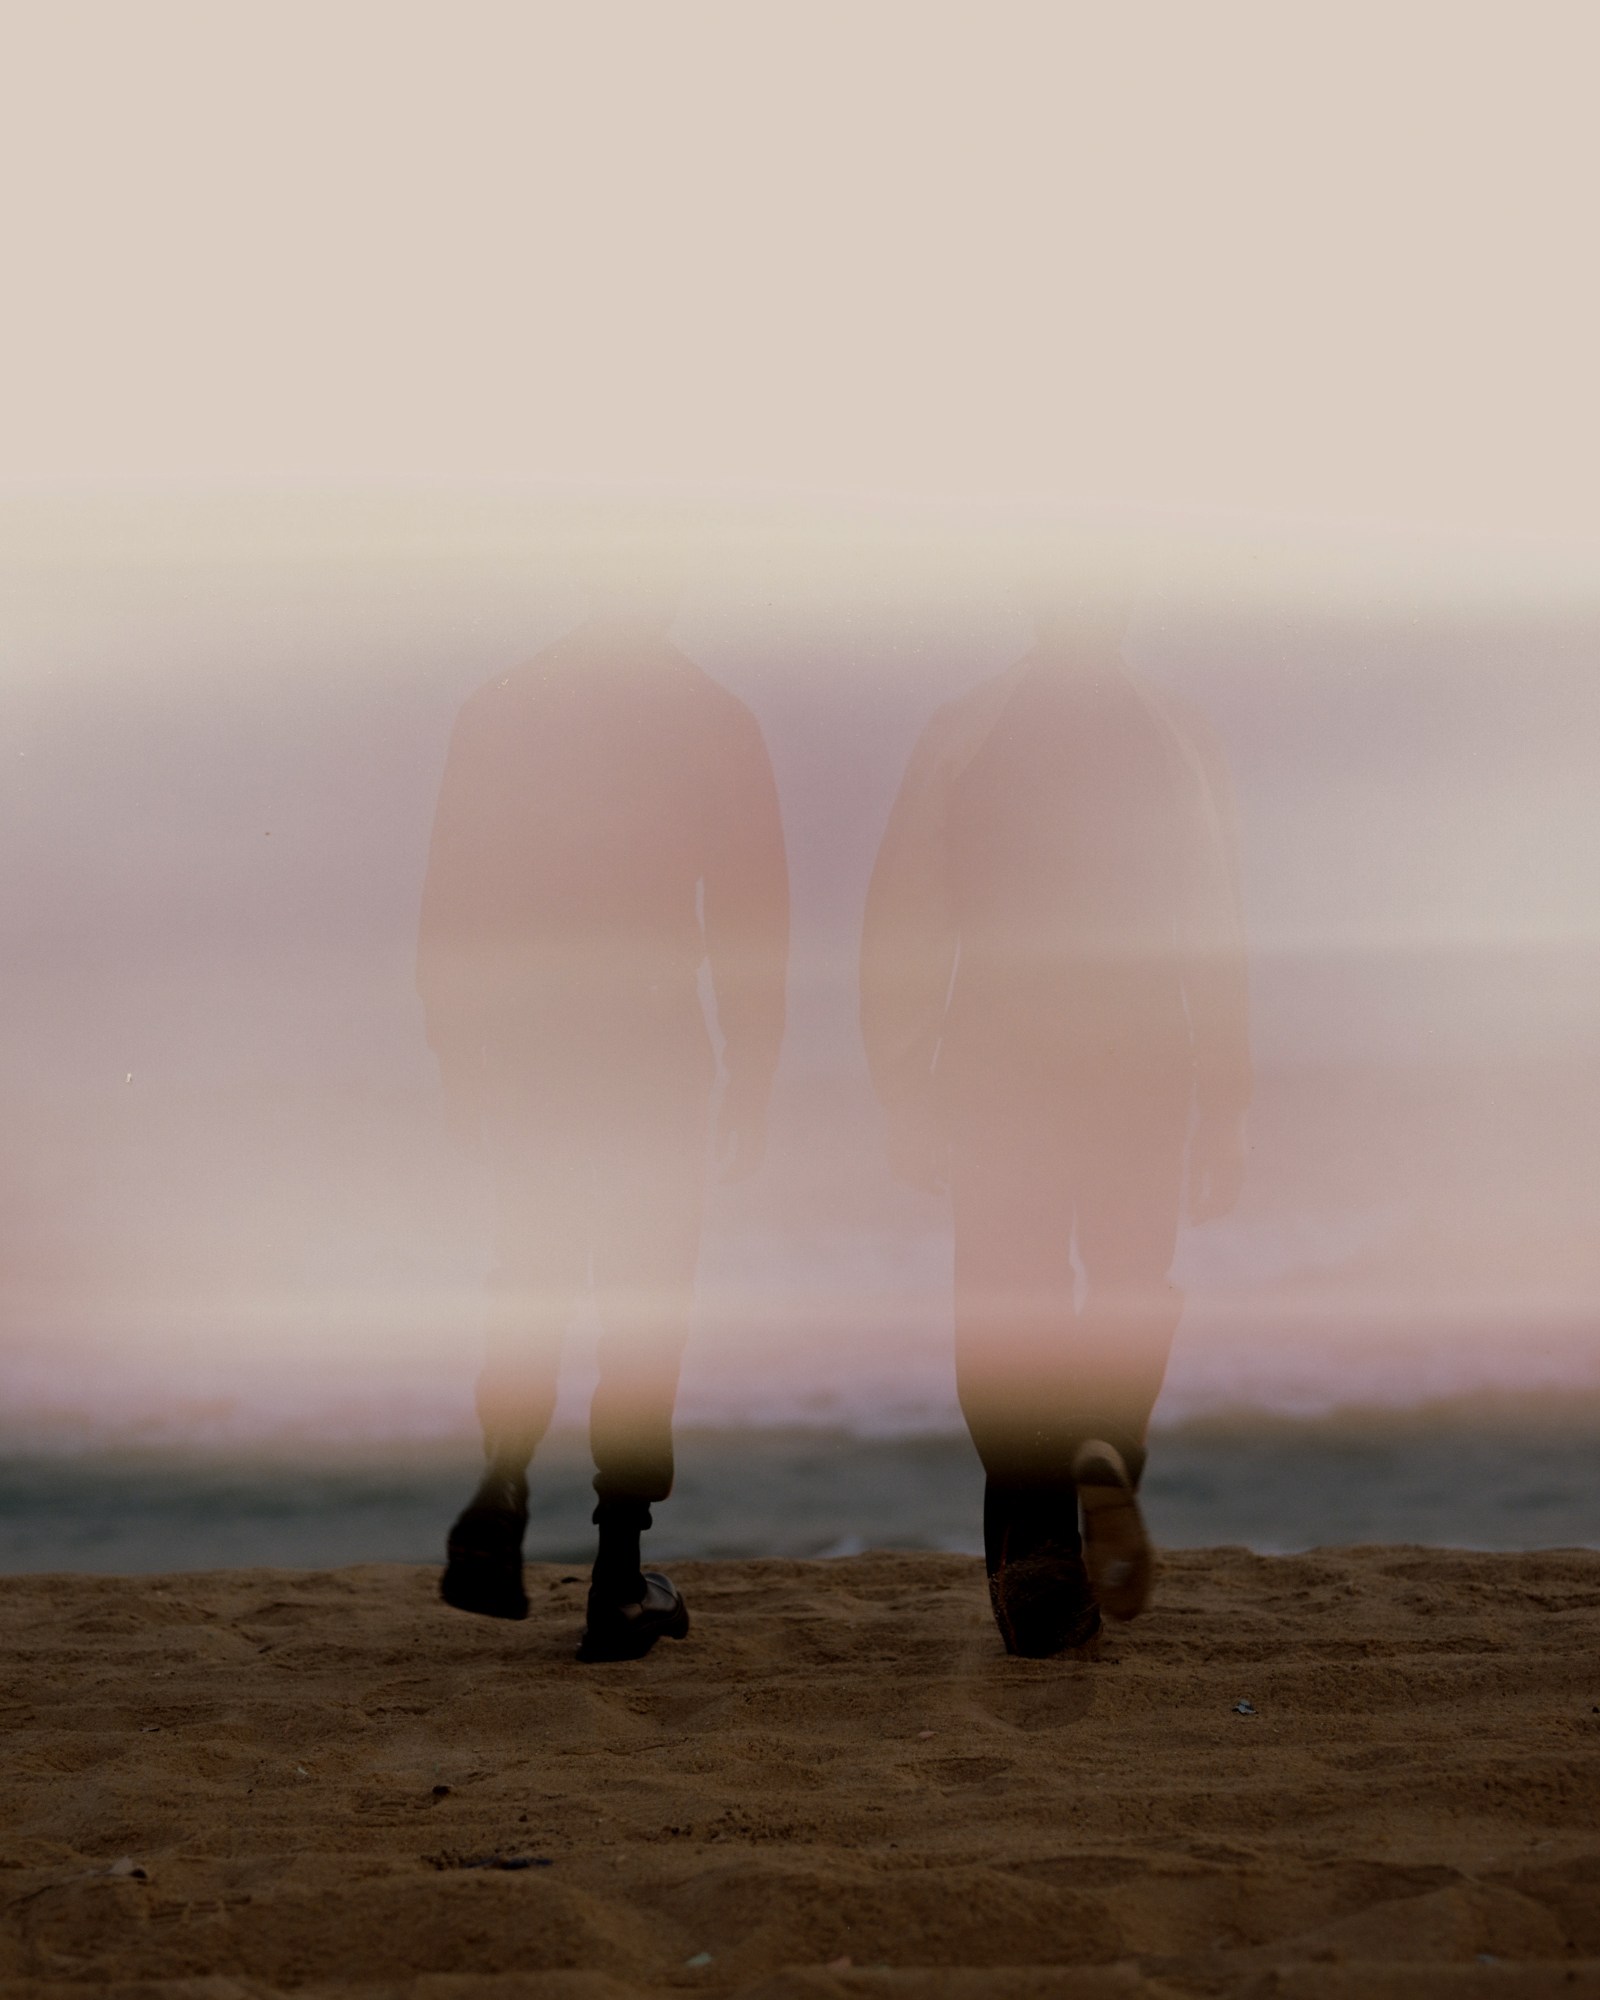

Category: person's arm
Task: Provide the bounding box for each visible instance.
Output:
[701,699,789,1178]
[860,713,961,1188]
[1163,694,1252,1219]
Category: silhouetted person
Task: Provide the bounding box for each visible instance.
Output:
[861,583,1249,1657]
[418,572,788,1660]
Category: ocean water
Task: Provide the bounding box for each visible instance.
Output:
[1,1403,1596,1576]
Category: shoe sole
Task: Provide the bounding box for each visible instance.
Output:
[1074,1442,1153,1622]
[440,1552,529,1622]
[576,1597,690,1664]
[988,1562,1103,1660]
[997,1615,1103,1663]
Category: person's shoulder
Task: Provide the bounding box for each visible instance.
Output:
[456,634,579,717]
[934,657,1029,726]
[667,651,767,738]
[1137,675,1207,745]
[913,655,1036,774]
[1135,677,1230,780]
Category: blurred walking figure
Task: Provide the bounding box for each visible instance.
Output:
[861,578,1249,1658]
[418,564,788,1660]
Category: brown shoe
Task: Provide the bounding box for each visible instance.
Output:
[1072,1439,1153,1622]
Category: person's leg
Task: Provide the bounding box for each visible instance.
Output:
[1067,1077,1190,1619]
[949,1063,1190,1645]
[474,1274,571,1483]
[951,1091,1099,1655]
[951,1087,1080,1494]
[441,1115,590,1620]
[585,1323,688,1623]
[576,1106,705,1660]
[1068,1080,1189,1479]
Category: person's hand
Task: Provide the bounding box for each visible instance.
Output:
[717,1075,770,1182]
[1187,1108,1247,1223]
[886,1096,950,1196]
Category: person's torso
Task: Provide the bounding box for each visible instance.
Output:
[462,634,726,1069]
[941,656,1197,1078]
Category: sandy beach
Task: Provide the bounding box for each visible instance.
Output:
[2,1549,1597,1997]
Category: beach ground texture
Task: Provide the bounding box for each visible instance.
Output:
[1,1549,1597,1998]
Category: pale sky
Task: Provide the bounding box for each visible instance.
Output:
[3,4,1599,1436]
[3,0,1598,563]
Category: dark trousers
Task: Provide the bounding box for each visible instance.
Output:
[948,1059,1190,1531]
[475,1063,708,1504]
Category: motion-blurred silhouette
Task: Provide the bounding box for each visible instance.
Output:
[418,568,788,1659]
[861,580,1250,1657]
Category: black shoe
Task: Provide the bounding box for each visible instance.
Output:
[441,1473,529,1621]
[988,1546,1102,1659]
[577,1571,689,1663]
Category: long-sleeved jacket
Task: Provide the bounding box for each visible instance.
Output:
[860,653,1250,1121]
[418,628,788,1099]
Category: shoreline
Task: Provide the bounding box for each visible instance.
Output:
[3,1414,1597,1575]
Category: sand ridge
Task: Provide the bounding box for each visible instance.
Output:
[1,1549,1598,1997]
